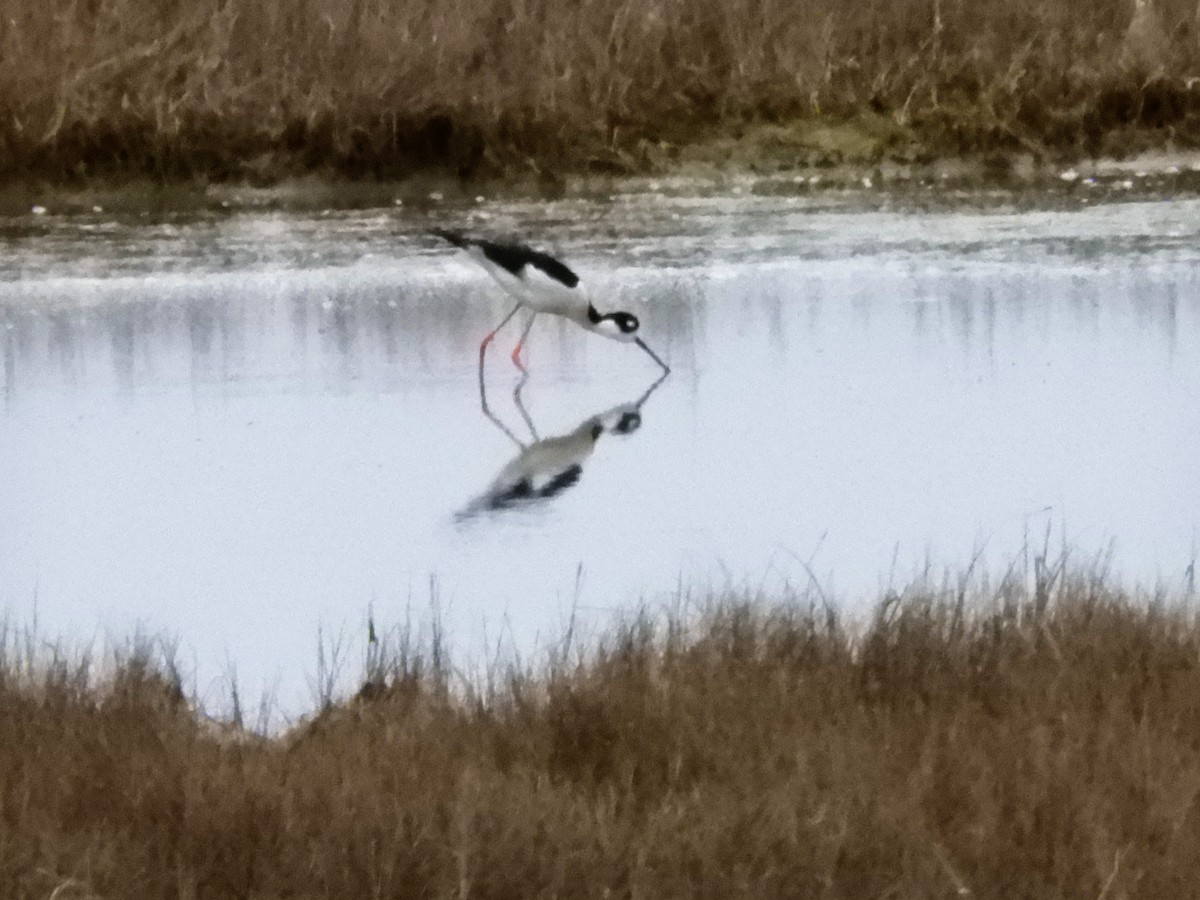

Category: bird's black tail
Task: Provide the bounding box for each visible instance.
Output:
[430,227,470,249]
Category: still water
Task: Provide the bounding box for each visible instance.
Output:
[2,189,1199,716]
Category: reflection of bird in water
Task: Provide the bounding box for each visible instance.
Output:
[458,371,667,517]
[430,228,670,374]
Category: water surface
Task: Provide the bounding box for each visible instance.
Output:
[3,191,1199,716]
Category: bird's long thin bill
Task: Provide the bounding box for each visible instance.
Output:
[635,338,670,373]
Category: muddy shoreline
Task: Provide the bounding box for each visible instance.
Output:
[4,138,1200,220]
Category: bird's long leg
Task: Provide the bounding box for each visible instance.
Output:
[479,303,522,372]
[510,312,538,373]
[512,373,540,441]
[479,354,526,449]
[477,303,527,448]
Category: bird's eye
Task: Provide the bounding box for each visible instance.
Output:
[616,412,641,433]
[622,316,639,333]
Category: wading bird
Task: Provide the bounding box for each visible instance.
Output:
[430,228,670,374]
[458,369,667,517]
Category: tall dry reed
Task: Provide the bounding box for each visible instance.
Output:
[1,0,1199,182]
[3,571,1200,898]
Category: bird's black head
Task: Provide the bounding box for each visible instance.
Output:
[612,411,642,434]
[591,310,640,343]
[586,304,642,343]
[612,312,639,334]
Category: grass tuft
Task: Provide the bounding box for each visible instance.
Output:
[3,0,1200,183]
[4,569,1200,896]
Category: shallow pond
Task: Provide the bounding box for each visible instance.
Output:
[3,188,1199,717]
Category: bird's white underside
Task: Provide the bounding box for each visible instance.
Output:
[468,246,587,320]
[456,241,645,347]
[493,423,599,487]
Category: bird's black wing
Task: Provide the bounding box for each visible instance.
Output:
[523,249,580,289]
[479,240,580,288]
[431,229,579,288]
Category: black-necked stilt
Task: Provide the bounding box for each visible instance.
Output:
[461,370,667,516]
[431,228,670,374]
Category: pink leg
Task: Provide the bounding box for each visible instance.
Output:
[510,343,527,374]
[510,313,537,373]
[480,303,522,368]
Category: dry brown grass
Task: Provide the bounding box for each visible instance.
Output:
[3,568,1200,898]
[2,0,1200,183]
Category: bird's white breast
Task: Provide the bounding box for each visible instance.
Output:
[471,247,587,318]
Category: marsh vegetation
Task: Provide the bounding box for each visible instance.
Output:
[4,0,1200,184]
[3,568,1200,898]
